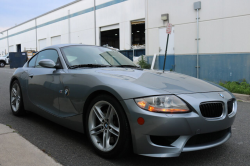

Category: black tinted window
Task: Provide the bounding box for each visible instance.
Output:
[35,50,59,68]
[28,55,37,67]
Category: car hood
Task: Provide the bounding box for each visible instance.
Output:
[93,68,223,94]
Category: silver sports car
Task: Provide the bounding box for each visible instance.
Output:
[10,44,237,158]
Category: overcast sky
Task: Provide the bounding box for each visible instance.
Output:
[0,0,75,32]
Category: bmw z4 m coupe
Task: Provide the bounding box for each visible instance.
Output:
[9,44,237,158]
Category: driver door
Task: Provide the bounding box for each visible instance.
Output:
[27,49,64,116]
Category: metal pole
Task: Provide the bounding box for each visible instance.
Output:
[163,34,169,73]
[94,0,96,45]
[196,9,199,78]
[35,19,37,51]
[7,30,9,53]
[68,10,71,43]
[133,46,134,60]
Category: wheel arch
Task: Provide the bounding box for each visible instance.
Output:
[9,76,27,110]
[82,89,131,133]
[9,76,19,92]
[82,90,120,126]
[0,60,6,65]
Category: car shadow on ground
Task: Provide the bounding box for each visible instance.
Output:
[12,110,230,166]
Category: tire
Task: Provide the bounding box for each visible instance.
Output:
[85,94,131,158]
[0,61,5,67]
[10,80,25,116]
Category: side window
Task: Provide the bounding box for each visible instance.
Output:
[28,54,38,68]
[35,50,60,68]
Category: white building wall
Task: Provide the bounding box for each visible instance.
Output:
[0,0,146,53]
[0,0,249,57]
[0,31,8,56]
[96,0,145,49]
[7,20,36,52]
[146,0,250,56]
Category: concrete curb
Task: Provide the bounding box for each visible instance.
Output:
[233,93,250,103]
[0,124,61,166]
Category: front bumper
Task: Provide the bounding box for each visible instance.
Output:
[122,91,236,157]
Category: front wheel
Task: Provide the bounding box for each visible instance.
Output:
[85,94,131,158]
[0,61,5,67]
[10,80,25,116]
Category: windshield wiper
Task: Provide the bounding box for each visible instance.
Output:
[114,65,140,68]
[69,64,111,69]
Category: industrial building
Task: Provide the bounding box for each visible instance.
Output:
[0,0,249,82]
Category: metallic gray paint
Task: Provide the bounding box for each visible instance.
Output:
[10,44,236,157]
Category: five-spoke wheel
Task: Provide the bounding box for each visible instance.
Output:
[86,94,131,158]
[10,80,25,116]
[11,83,21,112]
[88,101,120,152]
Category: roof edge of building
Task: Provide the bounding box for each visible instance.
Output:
[0,0,82,33]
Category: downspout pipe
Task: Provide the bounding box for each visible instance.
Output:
[194,1,201,78]
[35,19,37,51]
[196,9,199,78]
[7,30,9,53]
[68,10,71,43]
[94,0,96,45]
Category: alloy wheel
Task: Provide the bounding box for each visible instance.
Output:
[11,83,21,112]
[88,101,120,152]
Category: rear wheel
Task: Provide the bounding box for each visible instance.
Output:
[85,94,131,158]
[0,61,5,67]
[10,80,25,116]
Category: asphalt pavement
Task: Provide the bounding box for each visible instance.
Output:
[0,66,249,166]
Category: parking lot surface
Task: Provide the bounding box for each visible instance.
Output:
[0,67,249,166]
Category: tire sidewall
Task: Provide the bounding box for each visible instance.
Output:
[10,80,24,116]
[85,94,131,158]
[0,62,5,67]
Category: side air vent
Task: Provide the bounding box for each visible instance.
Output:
[227,99,235,115]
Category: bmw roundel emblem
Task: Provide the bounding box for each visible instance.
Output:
[65,88,70,96]
[219,93,224,98]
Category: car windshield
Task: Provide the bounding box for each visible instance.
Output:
[61,45,136,67]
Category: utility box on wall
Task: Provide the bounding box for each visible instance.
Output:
[9,52,27,68]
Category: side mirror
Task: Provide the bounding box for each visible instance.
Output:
[38,59,56,68]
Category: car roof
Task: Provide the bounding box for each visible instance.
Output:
[41,44,94,50]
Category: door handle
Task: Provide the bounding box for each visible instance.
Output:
[29,74,33,78]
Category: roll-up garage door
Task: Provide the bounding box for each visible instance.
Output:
[100,24,119,32]
[39,39,46,51]
[101,24,119,49]
[51,36,61,45]
[9,45,14,52]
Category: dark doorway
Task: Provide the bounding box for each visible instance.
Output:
[101,29,119,49]
[131,21,145,46]
[16,44,21,52]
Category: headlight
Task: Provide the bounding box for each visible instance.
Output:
[134,95,190,113]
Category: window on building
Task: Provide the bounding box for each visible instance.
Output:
[16,44,21,52]
[101,29,120,49]
[131,21,145,46]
